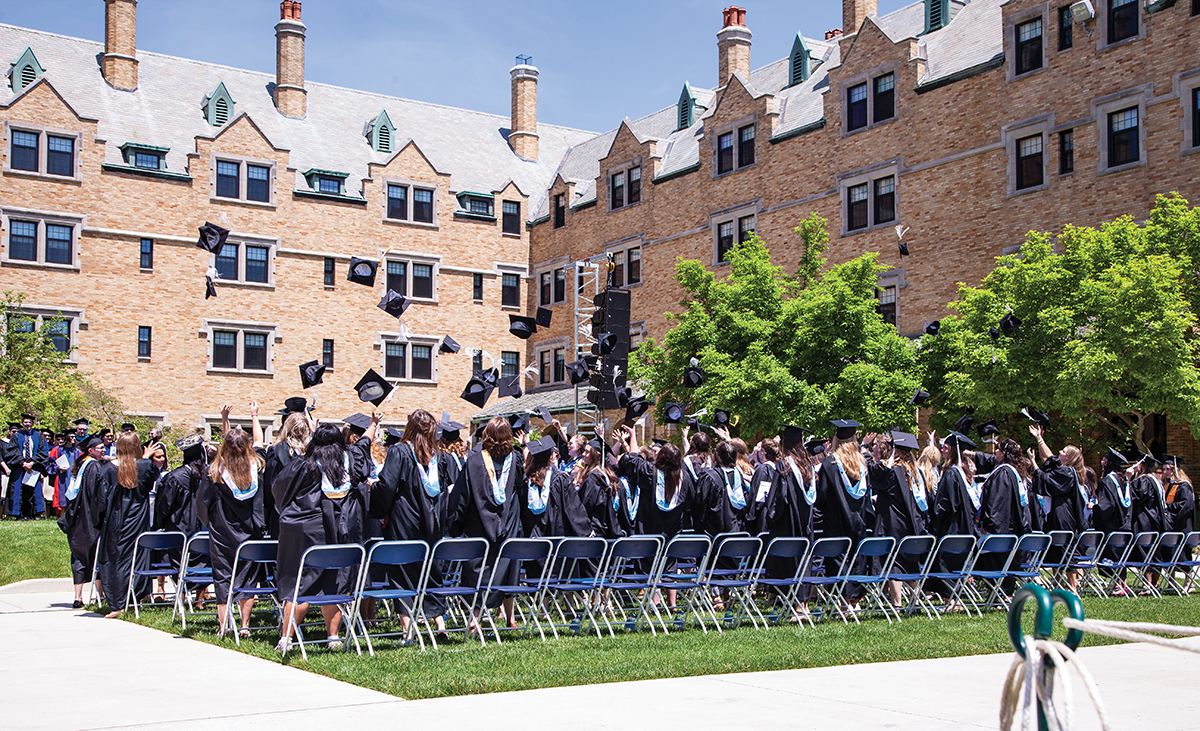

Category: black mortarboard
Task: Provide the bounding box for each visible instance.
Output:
[377,290,411,318]
[806,436,830,456]
[663,403,686,424]
[439,336,460,354]
[480,368,500,387]
[565,359,590,385]
[682,365,705,388]
[778,424,811,449]
[60,429,75,438]
[98,428,112,438]
[498,375,523,399]
[384,427,404,445]
[299,360,326,389]
[79,434,104,453]
[347,257,378,287]
[977,420,1000,438]
[460,375,494,408]
[587,438,605,453]
[924,321,940,337]
[1021,406,1050,427]
[7,422,20,430]
[277,396,308,416]
[687,417,699,430]
[509,315,538,339]
[196,222,229,253]
[21,414,35,422]
[714,409,732,426]
[72,418,90,426]
[121,422,136,432]
[439,410,467,441]
[205,277,218,300]
[509,413,530,432]
[910,388,930,406]
[953,414,974,436]
[1140,452,1161,466]
[534,406,553,424]
[1166,454,1185,468]
[898,241,909,256]
[527,436,556,457]
[625,396,650,424]
[830,419,861,440]
[535,307,552,328]
[1105,447,1129,464]
[1000,312,1021,337]
[890,430,919,451]
[354,369,393,406]
[343,413,372,435]
[988,327,1001,340]
[943,431,975,449]
[652,438,668,447]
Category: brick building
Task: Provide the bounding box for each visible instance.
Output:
[0,1,593,435]
[524,0,1200,454]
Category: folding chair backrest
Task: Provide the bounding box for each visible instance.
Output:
[889,535,936,575]
[1104,531,1132,551]
[1133,531,1158,549]
[1158,532,1184,562]
[185,535,211,557]
[854,537,896,559]
[978,534,1017,556]
[301,544,365,571]
[608,537,662,562]
[1048,530,1074,549]
[665,535,712,562]
[716,537,761,561]
[1072,531,1102,557]
[236,540,278,563]
[137,532,186,552]
[367,540,428,567]
[432,537,489,563]
[498,538,554,562]
[807,537,852,577]
[1015,533,1051,554]
[553,537,608,561]
[1186,532,1200,551]
[764,536,809,559]
[936,534,977,559]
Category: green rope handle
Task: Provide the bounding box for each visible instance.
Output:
[1007,583,1086,660]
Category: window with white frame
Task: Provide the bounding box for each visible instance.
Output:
[840,168,899,234]
[1016,134,1045,190]
[539,265,567,305]
[382,335,437,382]
[6,306,81,359]
[844,69,898,134]
[384,181,437,225]
[212,156,274,204]
[609,165,642,210]
[202,320,277,373]
[536,342,567,385]
[2,210,82,268]
[210,239,275,286]
[710,205,758,265]
[610,245,642,287]
[384,257,438,300]
[6,125,80,179]
[875,285,898,326]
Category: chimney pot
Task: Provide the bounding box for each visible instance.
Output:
[716,7,751,87]
[274,3,307,117]
[825,28,843,40]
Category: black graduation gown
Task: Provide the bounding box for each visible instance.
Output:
[263,442,301,539]
[153,462,201,537]
[556,472,594,537]
[745,463,777,536]
[869,461,924,571]
[58,458,111,584]
[518,466,564,538]
[1131,474,1167,535]
[1166,480,1195,534]
[99,460,159,611]
[681,456,724,536]
[273,440,372,601]
[447,447,524,608]
[613,472,641,537]
[976,455,1030,537]
[371,442,453,614]
[930,464,980,538]
[197,452,268,605]
[1094,471,1132,534]
[763,458,815,596]
[619,453,686,538]
[580,470,621,539]
[815,455,870,600]
[1034,457,1089,534]
[714,467,749,535]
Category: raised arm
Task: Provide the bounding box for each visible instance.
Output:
[247,400,263,449]
[220,403,233,437]
[1029,423,1053,463]
[363,410,382,444]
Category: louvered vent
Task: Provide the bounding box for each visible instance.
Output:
[678,102,691,131]
[377,124,391,153]
[20,65,36,88]
[213,98,229,126]
[791,54,805,85]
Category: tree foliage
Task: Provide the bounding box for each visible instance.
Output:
[921,193,1200,452]
[630,214,923,441]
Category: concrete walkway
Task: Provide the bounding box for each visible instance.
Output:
[2,582,1198,730]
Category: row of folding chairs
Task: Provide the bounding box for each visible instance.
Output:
[1039,529,1200,598]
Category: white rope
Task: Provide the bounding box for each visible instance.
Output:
[1000,636,1111,731]
[1060,618,1200,651]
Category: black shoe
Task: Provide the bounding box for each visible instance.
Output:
[72,600,84,609]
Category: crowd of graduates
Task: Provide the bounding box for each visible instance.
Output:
[38,396,1198,653]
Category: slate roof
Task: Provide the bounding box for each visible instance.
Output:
[533,0,1005,218]
[471,386,578,422]
[0,23,597,209]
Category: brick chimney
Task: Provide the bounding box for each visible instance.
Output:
[510,56,539,160]
[101,0,138,91]
[273,1,307,118]
[843,0,878,35]
[717,7,751,88]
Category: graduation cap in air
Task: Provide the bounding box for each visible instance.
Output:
[565,358,591,385]
[651,438,668,447]
[384,427,404,445]
[480,368,500,387]
[953,414,975,436]
[778,424,811,450]
[898,241,910,257]
[509,315,538,340]
[1105,447,1130,464]
[535,307,553,328]
[806,436,830,456]
[205,274,218,300]
[78,434,105,453]
[343,413,372,436]
[910,388,931,406]
[276,397,309,416]
[509,413,530,432]
[830,419,861,440]
[890,430,920,451]
[988,327,1002,340]
[624,395,651,425]
[977,420,1000,439]
[196,222,230,253]
[682,363,705,389]
[439,336,461,354]
[534,406,553,424]
[347,257,378,287]
[460,374,495,408]
[299,360,326,390]
[1021,406,1050,427]
[498,375,523,399]
[377,290,411,318]
[714,409,732,427]
[924,321,940,337]
[663,403,687,424]
[1000,312,1021,337]
[353,369,393,406]
[527,436,556,457]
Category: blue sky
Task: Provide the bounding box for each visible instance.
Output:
[5,1,911,133]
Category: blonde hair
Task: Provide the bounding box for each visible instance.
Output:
[371,440,388,465]
[210,428,264,489]
[829,435,865,483]
[116,433,142,490]
[1061,445,1086,484]
[917,445,941,494]
[573,444,602,487]
[893,446,918,494]
[274,412,311,454]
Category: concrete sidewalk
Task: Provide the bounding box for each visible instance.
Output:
[2,584,1197,731]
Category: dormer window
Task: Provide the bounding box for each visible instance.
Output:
[303,169,348,196]
[456,192,495,219]
[926,0,950,32]
[119,143,168,171]
[788,34,811,87]
[203,82,235,127]
[678,83,700,131]
[8,47,44,94]
[366,110,396,154]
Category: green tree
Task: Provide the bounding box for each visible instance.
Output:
[923,194,1200,452]
[630,214,923,441]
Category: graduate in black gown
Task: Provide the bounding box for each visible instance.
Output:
[974,438,1032,538]
[57,435,110,608]
[263,411,313,539]
[519,436,573,539]
[763,427,817,619]
[931,431,980,540]
[815,420,871,603]
[1094,448,1133,586]
[745,438,780,536]
[712,440,748,534]
[679,429,722,536]
[99,433,161,617]
[447,416,524,627]
[868,431,926,606]
[274,415,374,651]
[1164,457,1195,535]
[1028,424,1090,591]
[618,429,686,610]
[575,440,622,539]
[197,403,268,639]
[154,436,206,540]
[372,409,453,634]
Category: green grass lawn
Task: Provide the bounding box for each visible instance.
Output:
[0,519,70,586]
[116,594,1200,700]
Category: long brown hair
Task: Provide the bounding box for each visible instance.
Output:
[893,446,918,494]
[402,409,438,466]
[524,444,554,486]
[830,435,865,482]
[995,438,1030,482]
[574,444,602,487]
[440,434,467,460]
[655,443,682,503]
[210,428,263,489]
[116,433,142,490]
[780,440,812,486]
[480,417,513,461]
[730,437,754,479]
[687,431,712,467]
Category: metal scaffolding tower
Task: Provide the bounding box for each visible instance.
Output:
[568,254,610,437]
